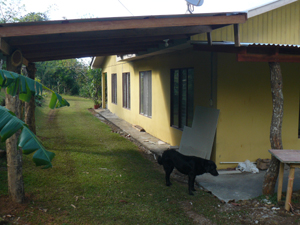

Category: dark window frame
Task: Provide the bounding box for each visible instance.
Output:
[170,68,194,130]
[111,73,117,104]
[122,72,130,109]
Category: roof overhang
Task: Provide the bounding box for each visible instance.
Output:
[247,0,297,18]
[0,12,247,64]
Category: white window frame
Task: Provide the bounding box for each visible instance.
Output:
[139,71,152,118]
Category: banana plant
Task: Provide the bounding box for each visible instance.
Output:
[0,69,70,168]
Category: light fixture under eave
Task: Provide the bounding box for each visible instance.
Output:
[163,39,169,47]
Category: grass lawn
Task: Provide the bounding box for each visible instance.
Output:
[0,94,222,225]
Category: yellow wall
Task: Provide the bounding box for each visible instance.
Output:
[192,1,300,45]
[215,53,300,168]
[102,50,300,169]
[102,49,214,147]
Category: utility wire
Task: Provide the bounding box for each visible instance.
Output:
[118,0,134,16]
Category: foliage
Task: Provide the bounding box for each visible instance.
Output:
[0,0,25,23]
[35,59,91,97]
[0,106,54,168]
[0,69,69,168]
[87,67,102,104]
[0,0,52,24]
[18,12,49,22]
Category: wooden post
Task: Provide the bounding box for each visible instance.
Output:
[234,24,240,47]
[262,62,284,195]
[285,166,295,211]
[25,63,36,134]
[5,50,25,203]
[277,162,284,201]
[206,32,212,46]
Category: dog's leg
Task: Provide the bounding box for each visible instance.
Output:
[191,175,196,191]
[163,163,174,186]
[188,173,196,195]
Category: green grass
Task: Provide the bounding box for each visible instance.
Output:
[0,94,222,225]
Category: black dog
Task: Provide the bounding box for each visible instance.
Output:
[157,149,219,195]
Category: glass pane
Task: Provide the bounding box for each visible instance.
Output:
[140,72,144,114]
[127,74,130,109]
[180,69,187,128]
[172,70,179,127]
[187,68,194,127]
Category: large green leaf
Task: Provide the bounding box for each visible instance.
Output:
[19,126,55,168]
[0,69,69,108]
[0,106,54,168]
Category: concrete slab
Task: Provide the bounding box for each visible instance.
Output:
[93,108,300,203]
[197,168,300,202]
[94,109,169,154]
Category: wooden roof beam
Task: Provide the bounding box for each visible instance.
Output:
[0,38,29,66]
[237,53,300,63]
[0,14,247,38]
[6,26,211,46]
[0,38,11,55]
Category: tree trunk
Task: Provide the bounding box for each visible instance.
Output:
[25,63,36,134]
[5,51,25,203]
[262,62,284,195]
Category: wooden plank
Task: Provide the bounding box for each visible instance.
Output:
[0,38,11,55]
[285,166,296,211]
[0,14,247,38]
[269,149,300,163]
[277,162,284,201]
[237,53,300,63]
[234,24,240,47]
[206,32,212,46]
[8,26,212,46]
[22,57,28,66]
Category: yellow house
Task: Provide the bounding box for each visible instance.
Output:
[92,0,300,169]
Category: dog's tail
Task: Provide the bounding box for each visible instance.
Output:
[157,155,163,165]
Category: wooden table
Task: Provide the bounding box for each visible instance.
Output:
[269,149,300,211]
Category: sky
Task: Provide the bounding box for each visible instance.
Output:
[20,0,277,21]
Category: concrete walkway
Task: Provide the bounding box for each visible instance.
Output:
[94,108,300,203]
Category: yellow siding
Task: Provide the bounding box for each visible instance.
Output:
[102,49,213,147]
[192,1,300,45]
[102,48,300,169]
[215,53,300,168]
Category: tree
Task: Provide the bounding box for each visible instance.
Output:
[35,59,89,96]
[0,0,25,23]
[262,62,284,195]
[18,12,48,22]
[0,69,69,203]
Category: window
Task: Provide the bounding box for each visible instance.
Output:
[111,74,117,104]
[122,72,130,109]
[139,71,152,117]
[171,68,194,129]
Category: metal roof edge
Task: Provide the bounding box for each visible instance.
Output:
[247,0,298,18]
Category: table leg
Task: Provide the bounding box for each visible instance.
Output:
[277,162,284,201]
[285,166,295,211]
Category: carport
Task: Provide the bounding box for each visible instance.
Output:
[0,12,247,203]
